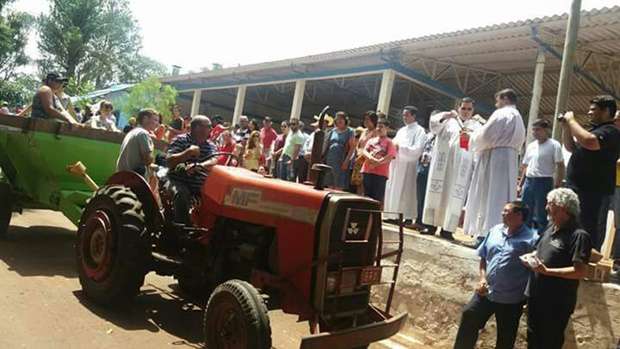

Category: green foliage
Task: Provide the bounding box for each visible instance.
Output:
[0,74,39,107]
[0,1,33,81]
[37,0,167,89]
[0,0,34,106]
[122,77,177,123]
[64,76,95,97]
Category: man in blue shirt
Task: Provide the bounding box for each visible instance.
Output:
[454,201,537,349]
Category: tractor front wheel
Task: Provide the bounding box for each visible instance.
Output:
[204,280,271,349]
[0,183,13,238]
[76,185,149,305]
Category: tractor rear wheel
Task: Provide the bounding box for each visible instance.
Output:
[76,185,149,305]
[204,280,271,349]
[0,183,13,239]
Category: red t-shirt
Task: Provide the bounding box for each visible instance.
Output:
[361,136,397,178]
[210,124,227,142]
[217,142,236,165]
[260,127,278,150]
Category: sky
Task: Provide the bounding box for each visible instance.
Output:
[10,0,620,74]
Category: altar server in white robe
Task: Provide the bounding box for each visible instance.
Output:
[463,89,526,239]
[384,106,427,222]
[422,97,484,239]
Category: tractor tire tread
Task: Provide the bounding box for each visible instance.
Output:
[77,185,149,306]
[204,279,272,349]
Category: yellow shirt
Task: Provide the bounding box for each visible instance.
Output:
[616,160,620,187]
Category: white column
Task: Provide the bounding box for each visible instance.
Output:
[290,80,306,120]
[190,89,202,117]
[232,85,247,126]
[376,69,396,115]
[526,49,546,145]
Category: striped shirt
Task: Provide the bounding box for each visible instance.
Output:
[167,133,216,193]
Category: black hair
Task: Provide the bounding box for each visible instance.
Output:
[495,89,518,104]
[532,119,551,129]
[590,95,617,119]
[249,119,259,130]
[363,110,379,128]
[461,97,475,105]
[509,200,529,222]
[335,111,349,125]
[403,105,418,116]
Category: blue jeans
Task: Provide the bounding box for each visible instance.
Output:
[277,154,293,181]
[522,177,553,231]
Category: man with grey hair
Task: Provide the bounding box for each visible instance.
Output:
[523,187,591,349]
[166,115,217,225]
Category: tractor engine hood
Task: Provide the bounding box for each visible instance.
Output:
[201,166,330,226]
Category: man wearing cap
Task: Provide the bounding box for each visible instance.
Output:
[30,73,78,124]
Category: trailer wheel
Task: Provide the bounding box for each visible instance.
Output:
[204,280,271,349]
[76,185,149,305]
[0,183,12,238]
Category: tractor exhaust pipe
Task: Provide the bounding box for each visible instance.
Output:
[308,105,332,189]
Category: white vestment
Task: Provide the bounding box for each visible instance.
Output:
[422,112,483,232]
[463,105,526,237]
[384,122,426,220]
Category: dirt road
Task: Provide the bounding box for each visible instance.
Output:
[0,210,406,349]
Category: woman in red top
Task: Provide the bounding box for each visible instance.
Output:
[361,118,397,203]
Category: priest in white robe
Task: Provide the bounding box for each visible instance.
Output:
[384,106,427,222]
[463,89,526,238]
[422,98,484,239]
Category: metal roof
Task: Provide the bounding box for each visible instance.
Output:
[164,6,620,119]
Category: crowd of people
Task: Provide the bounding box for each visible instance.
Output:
[4,71,620,349]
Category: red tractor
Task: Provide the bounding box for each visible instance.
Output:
[76,130,407,348]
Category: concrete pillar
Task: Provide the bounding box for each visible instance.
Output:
[526,49,546,145]
[190,89,202,117]
[377,70,396,115]
[290,80,306,120]
[232,85,247,126]
[552,0,582,141]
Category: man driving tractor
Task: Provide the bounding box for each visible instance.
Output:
[165,115,218,225]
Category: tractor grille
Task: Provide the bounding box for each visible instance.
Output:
[322,199,381,317]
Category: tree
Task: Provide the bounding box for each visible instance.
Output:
[37,0,164,91]
[0,74,39,107]
[0,0,35,107]
[118,54,169,83]
[0,0,33,81]
[122,76,177,122]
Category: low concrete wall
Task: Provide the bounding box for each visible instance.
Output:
[372,228,620,349]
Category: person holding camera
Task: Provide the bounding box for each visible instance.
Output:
[560,95,620,250]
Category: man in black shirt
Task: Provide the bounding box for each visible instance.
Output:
[523,188,591,349]
[562,95,620,249]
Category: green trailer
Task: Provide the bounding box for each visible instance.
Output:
[0,115,163,235]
